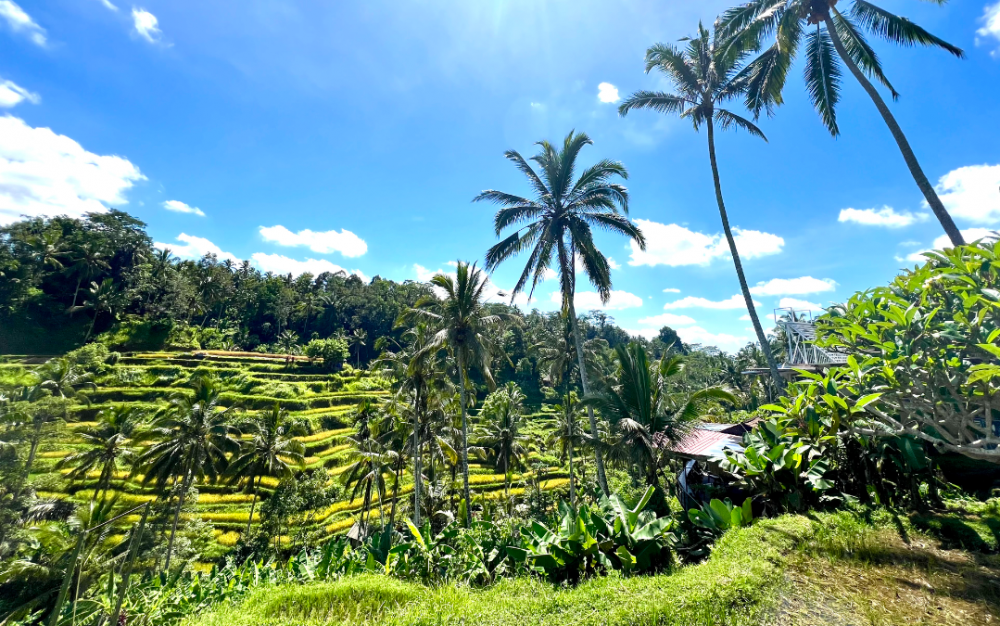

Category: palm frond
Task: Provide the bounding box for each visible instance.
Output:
[851,0,964,57]
[617,91,688,117]
[804,25,842,136]
[832,11,899,99]
[714,108,768,140]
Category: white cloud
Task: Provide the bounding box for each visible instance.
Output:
[155,233,240,263]
[636,313,697,327]
[550,289,643,311]
[662,287,681,293]
[931,164,1000,224]
[750,276,836,296]
[0,1,46,46]
[413,264,532,307]
[663,294,760,310]
[739,313,778,327]
[132,8,162,43]
[902,228,1000,262]
[628,219,783,267]
[163,200,205,217]
[676,326,750,353]
[0,79,39,108]
[977,2,1000,55]
[778,297,824,311]
[623,328,661,340]
[253,252,368,280]
[0,115,145,225]
[607,257,621,270]
[838,206,928,228]
[259,225,367,257]
[597,82,620,103]
[96,0,118,10]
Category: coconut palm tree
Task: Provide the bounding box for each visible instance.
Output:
[546,392,587,508]
[341,439,396,532]
[718,0,965,245]
[405,262,507,526]
[473,382,528,503]
[476,131,646,494]
[69,279,118,342]
[378,324,449,526]
[56,406,140,502]
[275,330,300,367]
[586,343,737,500]
[136,376,241,570]
[64,243,110,312]
[349,329,368,369]
[227,404,306,536]
[618,24,783,389]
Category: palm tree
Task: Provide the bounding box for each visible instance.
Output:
[473,382,528,503]
[39,359,95,401]
[136,376,240,570]
[405,262,507,526]
[618,24,784,389]
[64,243,110,311]
[275,330,299,366]
[56,406,140,502]
[586,343,736,499]
[26,230,66,271]
[227,404,306,536]
[295,292,329,336]
[546,392,587,508]
[476,131,646,495]
[69,279,117,342]
[3,384,51,477]
[719,0,965,245]
[378,324,449,526]
[349,329,368,369]
[341,440,396,532]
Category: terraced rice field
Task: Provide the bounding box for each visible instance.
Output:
[13,351,567,557]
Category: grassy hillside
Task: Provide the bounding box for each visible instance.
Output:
[184,510,999,626]
[9,351,569,560]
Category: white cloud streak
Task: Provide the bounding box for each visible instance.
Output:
[97,0,118,10]
[902,228,1000,262]
[163,200,205,217]
[155,234,239,263]
[628,219,783,267]
[259,225,367,257]
[636,313,697,327]
[931,164,1000,224]
[977,2,1000,55]
[662,294,759,310]
[253,252,368,280]
[838,206,928,228]
[132,8,162,43]
[0,115,145,225]
[0,79,39,108]
[750,276,836,296]
[676,326,750,353]
[662,288,681,293]
[0,1,46,46]
[778,297,824,311]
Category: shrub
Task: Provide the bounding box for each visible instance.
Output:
[304,338,350,372]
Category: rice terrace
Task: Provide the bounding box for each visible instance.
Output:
[0,0,999,625]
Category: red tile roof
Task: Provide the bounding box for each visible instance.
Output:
[670,428,742,461]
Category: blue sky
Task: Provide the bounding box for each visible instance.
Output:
[2,0,999,351]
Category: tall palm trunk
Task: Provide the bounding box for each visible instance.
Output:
[388,462,402,530]
[245,474,262,536]
[823,12,963,247]
[84,312,99,342]
[24,419,44,478]
[165,469,192,571]
[457,351,472,528]
[566,297,609,495]
[412,386,422,526]
[71,276,83,312]
[706,118,784,390]
[567,441,575,508]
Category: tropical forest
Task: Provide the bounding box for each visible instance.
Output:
[0,0,998,625]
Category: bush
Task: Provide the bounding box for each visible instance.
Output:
[304,338,350,372]
[99,317,173,351]
[64,342,118,374]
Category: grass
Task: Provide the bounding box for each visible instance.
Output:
[186,517,798,626]
[183,507,1000,626]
